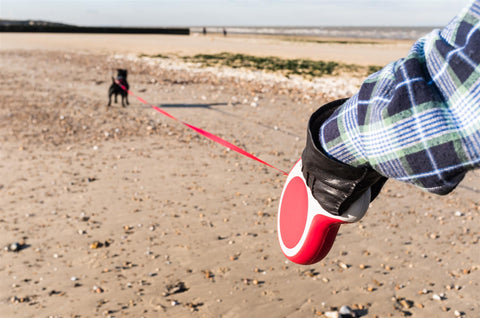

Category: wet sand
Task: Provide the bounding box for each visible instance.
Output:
[0,32,413,66]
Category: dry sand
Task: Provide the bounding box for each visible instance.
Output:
[0,33,479,318]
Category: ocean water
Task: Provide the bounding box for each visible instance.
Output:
[191,26,437,40]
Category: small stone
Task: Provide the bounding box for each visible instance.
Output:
[399,299,414,309]
[90,241,101,249]
[93,286,104,293]
[9,242,20,252]
[338,262,350,270]
[203,270,213,279]
[339,305,355,318]
[324,311,339,318]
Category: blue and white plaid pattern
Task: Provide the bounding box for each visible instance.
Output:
[320,0,480,194]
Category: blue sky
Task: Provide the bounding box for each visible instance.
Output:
[0,0,473,27]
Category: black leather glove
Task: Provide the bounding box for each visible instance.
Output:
[301,99,387,216]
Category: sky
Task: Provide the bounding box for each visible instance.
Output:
[0,0,474,27]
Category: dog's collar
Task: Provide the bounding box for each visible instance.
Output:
[116,77,126,85]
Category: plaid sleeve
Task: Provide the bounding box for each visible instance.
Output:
[319,0,480,195]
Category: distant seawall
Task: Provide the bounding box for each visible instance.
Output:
[0,25,190,35]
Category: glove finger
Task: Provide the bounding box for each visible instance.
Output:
[370,177,388,202]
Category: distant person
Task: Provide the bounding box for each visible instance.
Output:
[279,0,480,264]
[203,27,207,35]
[223,28,227,37]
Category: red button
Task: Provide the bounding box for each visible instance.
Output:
[279,176,309,248]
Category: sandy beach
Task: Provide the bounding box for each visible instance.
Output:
[0,33,479,318]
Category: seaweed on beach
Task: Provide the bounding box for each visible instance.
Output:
[368,65,383,73]
[183,52,339,77]
[140,53,170,59]
[143,52,383,78]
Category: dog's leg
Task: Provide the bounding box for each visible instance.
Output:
[121,95,126,108]
[108,93,112,106]
[125,84,130,105]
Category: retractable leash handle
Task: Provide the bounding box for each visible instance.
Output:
[277,159,370,265]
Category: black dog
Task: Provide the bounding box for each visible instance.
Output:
[108,69,130,108]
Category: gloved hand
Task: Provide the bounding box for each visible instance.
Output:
[301,99,387,216]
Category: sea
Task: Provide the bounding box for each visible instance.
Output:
[191,26,438,40]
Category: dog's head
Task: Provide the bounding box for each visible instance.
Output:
[116,69,128,80]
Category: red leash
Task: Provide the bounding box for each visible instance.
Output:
[116,80,288,175]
